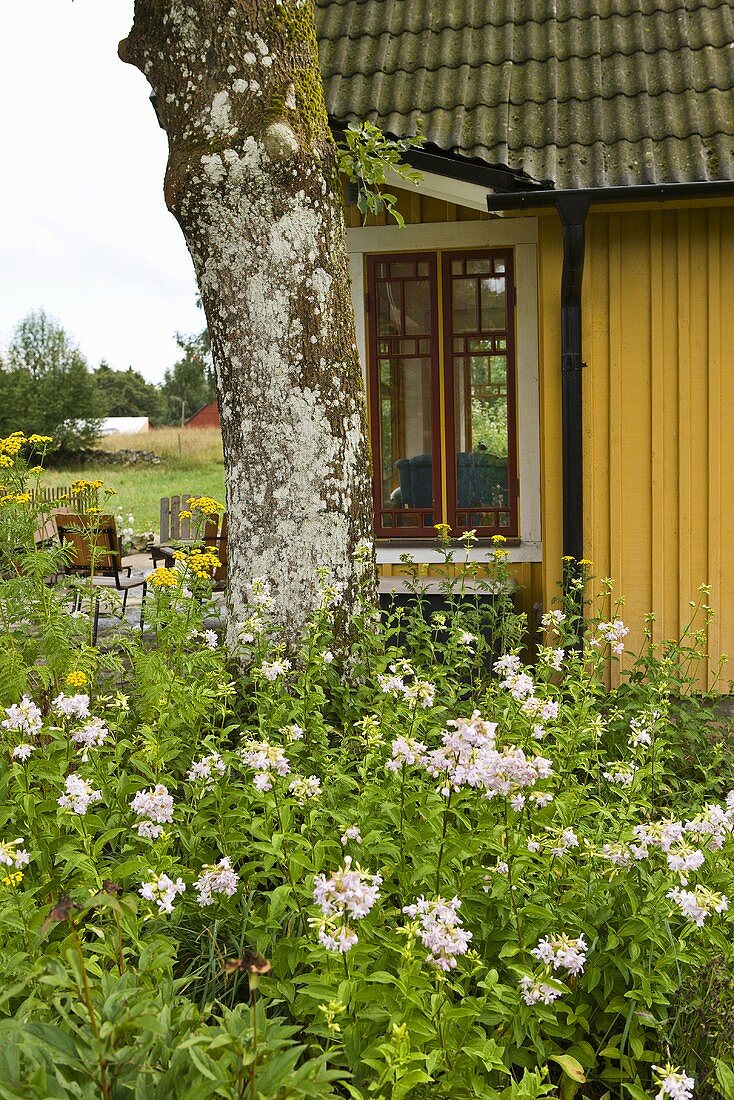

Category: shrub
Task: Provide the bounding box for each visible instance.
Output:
[0,434,733,1098]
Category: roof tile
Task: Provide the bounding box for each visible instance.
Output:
[316,0,734,188]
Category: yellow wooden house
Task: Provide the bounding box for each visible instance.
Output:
[316,0,734,683]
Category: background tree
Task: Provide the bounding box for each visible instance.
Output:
[120,0,374,646]
[159,329,215,425]
[94,360,167,424]
[0,310,101,450]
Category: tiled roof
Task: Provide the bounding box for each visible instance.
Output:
[316,0,734,190]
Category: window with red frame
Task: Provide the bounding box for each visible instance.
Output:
[367,248,518,538]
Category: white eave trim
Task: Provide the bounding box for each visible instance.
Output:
[386,165,500,213]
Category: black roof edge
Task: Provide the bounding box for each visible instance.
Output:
[328,117,552,193]
[486,180,734,210]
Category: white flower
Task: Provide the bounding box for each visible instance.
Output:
[386,735,427,773]
[194,856,239,905]
[540,609,566,631]
[260,658,291,681]
[241,739,290,790]
[404,679,435,708]
[202,630,218,650]
[601,842,632,867]
[58,775,102,815]
[592,619,629,655]
[288,775,322,803]
[139,872,185,914]
[0,837,30,868]
[323,651,334,664]
[71,717,109,761]
[245,577,272,608]
[531,933,587,975]
[549,828,579,857]
[527,838,541,853]
[505,672,535,700]
[458,631,477,651]
[403,896,472,971]
[667,885,728,927]
[11,743,35,761]
[531,791,554,808]
[318,924,358,953]
[340,826,362,846]
[539,647,564,671]
[238,614,264,644]
[665,844,704,877]
[653,1064,695,1100]
[494,654,521,676]
[187,752,226,788]
[603,762,637,787]
[313,856,381,920]
[52,694,91,720]
[3,696,43,736]
[130,785,174,838]
[282,723,304,741]
[519,975,564,1005]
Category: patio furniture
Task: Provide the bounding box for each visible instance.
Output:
[152,512,228,591]
[55,513,147,641]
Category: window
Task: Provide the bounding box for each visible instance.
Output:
[367,249,518,538]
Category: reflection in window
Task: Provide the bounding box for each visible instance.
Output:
[450,255,510,520]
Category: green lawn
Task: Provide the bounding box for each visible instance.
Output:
[40,428,226,535]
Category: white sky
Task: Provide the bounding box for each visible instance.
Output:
[0,0,201,383]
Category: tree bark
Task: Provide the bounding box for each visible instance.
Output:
[120,0,375,647]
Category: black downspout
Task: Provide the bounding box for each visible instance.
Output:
[558,196,590,563]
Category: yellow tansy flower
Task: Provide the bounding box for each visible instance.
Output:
[149,568,179,589]
[66,670,88,687]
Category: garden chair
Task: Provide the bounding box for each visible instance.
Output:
[54,513,147,641]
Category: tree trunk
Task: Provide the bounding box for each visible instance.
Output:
[120,0,375,648]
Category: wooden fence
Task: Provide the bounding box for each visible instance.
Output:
[160,494,197,542]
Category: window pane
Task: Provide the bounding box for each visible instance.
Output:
[417,261,429,277]
[377,281,401,335]
[390,261,414,278]
[491,356,507,384]
[454,363,509,509]
[404,279,430,335]
[494,258,506,274]
[451,260,463,275]
[452,279,478,332]
[379,357,434,511]
[480,277,506,330]
[466,258,491,275]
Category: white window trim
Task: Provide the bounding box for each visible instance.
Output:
[347,218,542,565]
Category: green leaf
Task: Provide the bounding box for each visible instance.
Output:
[549,1055,586,1083]
[715,1060,734,1100]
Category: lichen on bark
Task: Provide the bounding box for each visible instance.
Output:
[120,0,375,650]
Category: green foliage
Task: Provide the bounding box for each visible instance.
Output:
[160,329,215,426]
[338,122,425,227]
[0,311,102,451]
[0,458,733,1098]
[93,361,167,424]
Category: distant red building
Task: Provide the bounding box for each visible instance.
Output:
[185,401,221,429]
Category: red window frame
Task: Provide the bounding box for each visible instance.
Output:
[366,248,518,539]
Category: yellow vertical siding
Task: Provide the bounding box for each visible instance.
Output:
[539,205,734,685]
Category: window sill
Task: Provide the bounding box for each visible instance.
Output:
[375,540,542,565]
